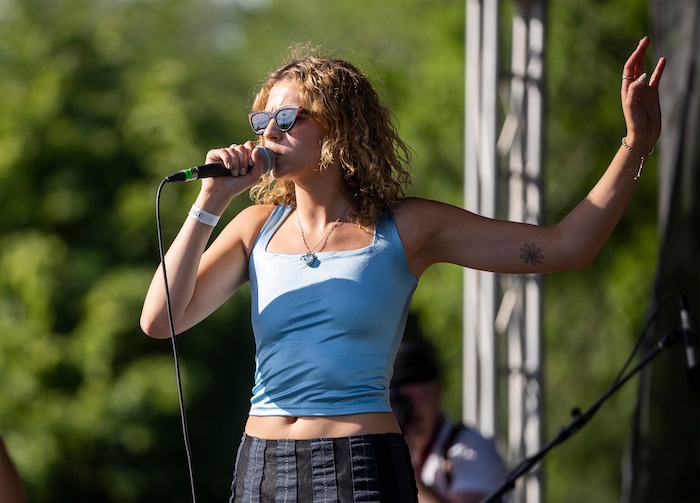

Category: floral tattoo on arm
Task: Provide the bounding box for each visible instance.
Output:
[520,243,544,266]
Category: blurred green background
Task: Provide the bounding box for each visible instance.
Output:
[0,0,689,501]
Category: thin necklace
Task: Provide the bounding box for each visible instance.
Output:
[295,210,346,266]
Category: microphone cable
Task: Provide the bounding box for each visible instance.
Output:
[154,178,198,503]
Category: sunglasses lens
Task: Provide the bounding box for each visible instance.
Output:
[275,108,298,131]
[250,112,270,134]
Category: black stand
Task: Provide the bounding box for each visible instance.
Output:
[481,328,683,503]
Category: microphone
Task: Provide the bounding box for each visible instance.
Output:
[680,294,699,392]
[165,146,275,182]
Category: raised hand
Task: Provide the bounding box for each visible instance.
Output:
[621,36,666,154]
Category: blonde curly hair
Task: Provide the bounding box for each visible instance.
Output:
[248,49,412,227]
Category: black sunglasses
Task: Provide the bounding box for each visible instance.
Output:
[248,106,309,135]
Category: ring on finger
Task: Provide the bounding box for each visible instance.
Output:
[622,75,635,80]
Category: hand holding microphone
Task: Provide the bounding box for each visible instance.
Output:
[165,145,275,183]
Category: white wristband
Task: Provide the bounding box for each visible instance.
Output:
[188,204,220,227]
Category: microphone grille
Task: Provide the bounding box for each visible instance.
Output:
[256,146,275,174]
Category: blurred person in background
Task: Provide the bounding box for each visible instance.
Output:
[392,339,508,503]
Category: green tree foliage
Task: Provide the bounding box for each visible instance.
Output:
[0,0,665,501]
[543,2,662,502]
[0,0,261,500]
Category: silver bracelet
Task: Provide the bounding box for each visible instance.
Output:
[188,204,220,227]
[621,137,654,180]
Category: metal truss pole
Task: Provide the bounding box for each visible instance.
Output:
[463,1,546,502]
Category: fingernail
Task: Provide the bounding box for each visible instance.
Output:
[248,159,254,167]
[638,73,648,83]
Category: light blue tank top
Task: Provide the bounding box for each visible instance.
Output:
[248,204,418,416]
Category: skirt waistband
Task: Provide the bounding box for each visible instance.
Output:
[230,432,417,502]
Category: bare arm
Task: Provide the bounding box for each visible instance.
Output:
[0,438,26,503]
[399,37,666,277]
[140,142,270,339]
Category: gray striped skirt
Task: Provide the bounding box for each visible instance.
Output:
[229,433,418,502]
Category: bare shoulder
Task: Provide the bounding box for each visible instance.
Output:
[216,203,277,253]
[392,197,468,235]
[391,197,495,276]
[392,196,466,214]
[391,197,466,275]
[235,203,277,225]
